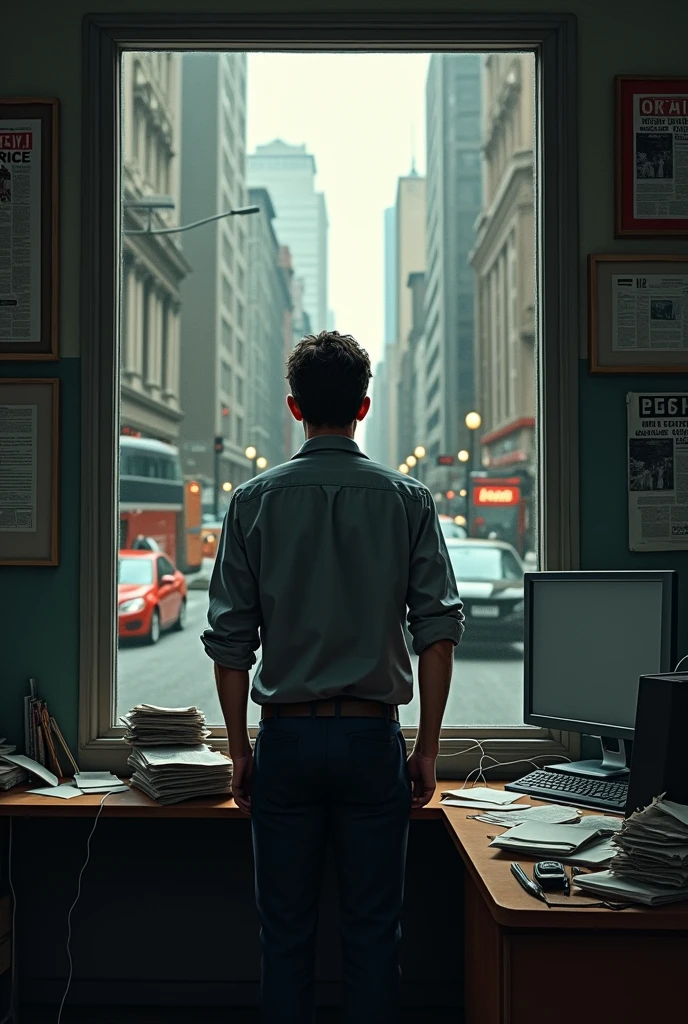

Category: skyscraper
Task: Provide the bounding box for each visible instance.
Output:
[248,140,328,333]
[178,52,249,508]
[423,53,482,496]
[366,206,398,465]
[120,52,189,444]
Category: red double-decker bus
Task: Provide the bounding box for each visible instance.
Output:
[119,436,202,573]
[470,475,531,556]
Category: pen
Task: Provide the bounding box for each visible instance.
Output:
[510,862,549,906]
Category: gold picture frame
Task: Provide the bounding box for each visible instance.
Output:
[589,253,688,374]
[0,378,59,564]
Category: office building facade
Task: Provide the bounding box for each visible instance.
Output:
[120,52,190,444]
[470,54,536,549]
[177,52,249,508]
[246,187,293,472]
[423,53,482,497]
[247,139,328,334]
[365,205,398,466]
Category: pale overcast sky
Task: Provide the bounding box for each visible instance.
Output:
[246,52,431,370]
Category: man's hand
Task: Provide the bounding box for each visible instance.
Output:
[231,750,254,815]
[406,751,437,810]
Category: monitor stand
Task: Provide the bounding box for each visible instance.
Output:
[545,736,631,779]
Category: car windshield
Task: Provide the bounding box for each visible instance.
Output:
[118,558,154,585]
[440,519,466,539]
[448,545,523,582]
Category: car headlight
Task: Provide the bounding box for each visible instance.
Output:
[119,598,146,615]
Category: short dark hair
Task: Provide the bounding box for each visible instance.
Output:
[286,331,372,427]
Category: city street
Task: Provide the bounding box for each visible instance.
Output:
[117,588,525,729]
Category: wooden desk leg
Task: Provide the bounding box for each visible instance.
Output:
[464,873,506,1024]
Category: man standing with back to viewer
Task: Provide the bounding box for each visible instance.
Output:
[202,330,464,1024]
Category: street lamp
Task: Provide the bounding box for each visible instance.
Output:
[406,455,417,468]
[465,411,482,537]
[245,445,259,478]
[457,449,470,463]
[413,445,426,483]
[123,196,260,236]
[414,446,426,460]
[399,464,410,474]
[256,456,268,471]
[222,481,233,493]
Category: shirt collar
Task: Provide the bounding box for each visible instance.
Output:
[291,435,369,460]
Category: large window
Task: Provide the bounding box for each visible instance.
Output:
[80,15,579,774]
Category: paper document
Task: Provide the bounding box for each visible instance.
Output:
[441,787,523,805]
[473,805,581,826]
[28,784,83,800]
[442,800,531,811]
[575,869,688,906]
[1,753,58,788]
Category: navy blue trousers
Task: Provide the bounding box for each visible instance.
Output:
[251,707,412,1024]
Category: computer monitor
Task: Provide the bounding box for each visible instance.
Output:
[524,570,677,778]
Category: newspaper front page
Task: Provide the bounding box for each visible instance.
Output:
[0,404,37,532]
[634,94,688,220]
[613,274,688,353]
[0,119,42,343]
[628,393,688,551]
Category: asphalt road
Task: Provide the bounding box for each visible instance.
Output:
[117,589,525,729]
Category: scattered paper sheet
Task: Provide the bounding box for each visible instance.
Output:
[1,753,58,788]
[441,787,523,805]
[28,784,83,800]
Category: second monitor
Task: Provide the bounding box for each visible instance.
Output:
[523,570,677,778]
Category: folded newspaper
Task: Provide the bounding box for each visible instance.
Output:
[121,704,211,746]
[128,745,233,805]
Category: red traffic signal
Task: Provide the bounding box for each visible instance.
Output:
[214,435,224,454]
[446,490,455,500]
[221,403,230,417]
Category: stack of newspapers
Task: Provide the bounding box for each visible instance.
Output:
[0,737,27,791]
[127,746,233,805]
[122,703,231,805]
[121,704,211,746]
[575,796,688,905]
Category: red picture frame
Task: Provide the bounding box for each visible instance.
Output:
[615,76,688,237]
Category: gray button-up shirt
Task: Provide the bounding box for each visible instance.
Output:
[201,435,464,706]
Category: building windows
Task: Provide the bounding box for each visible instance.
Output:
[236,376,244,405]
[237,338,244,366]
[236,301,244,329]
[223,152,234,192]
[222,233,234,270]
[222,275,233,314]
[221,360,233,396]
[236,415,244,447]
[221,318,233,354]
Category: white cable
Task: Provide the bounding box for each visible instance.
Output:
[56,793,111,1024]
[673,653,688,673]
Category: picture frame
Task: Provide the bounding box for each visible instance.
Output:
[615,76,688,237]
[0,98,59,359]
[588,254,688,374]
[0,378,59,565]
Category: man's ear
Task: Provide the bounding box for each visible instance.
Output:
[356,396,371,422]
[287,394,303,422]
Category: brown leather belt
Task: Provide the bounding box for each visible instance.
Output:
[261,698,398,721]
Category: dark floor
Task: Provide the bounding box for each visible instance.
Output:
[24,1009,458,1023]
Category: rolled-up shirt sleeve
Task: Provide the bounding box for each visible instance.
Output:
[406,490,464,655]
[201,494,262,669]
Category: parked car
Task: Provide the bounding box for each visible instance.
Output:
[118,550,187,644]
[201,521,223,560]
[438,514,467,540]
[444,538,525,643]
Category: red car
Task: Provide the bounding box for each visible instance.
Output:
[118,550,187,644]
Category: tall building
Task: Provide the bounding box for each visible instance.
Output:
[177,52,249,509]
[366,206,398,465]
[248,140,328,333]
[470,54,536,547]
[393,172,426,467]
[384,205,397,346]
[120,52,190,443]
[397,271,426,472]
[246,187,293,472]
[423,54,482,496]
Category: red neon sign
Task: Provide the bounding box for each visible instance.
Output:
[474,485,521,506]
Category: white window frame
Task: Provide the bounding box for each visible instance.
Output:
[79,13,579,775]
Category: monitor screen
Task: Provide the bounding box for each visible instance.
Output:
[526,575,673,737]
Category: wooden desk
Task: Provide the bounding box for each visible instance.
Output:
[1,781,687,1022]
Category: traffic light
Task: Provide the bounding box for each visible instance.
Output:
[214,435,224,454]
[221,403,230,418]
[446,490,455,500]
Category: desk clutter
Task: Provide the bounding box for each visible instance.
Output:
[22,677,79,777]
[0,737,26,790]
[575,795,688,905]
[123,704,233,804]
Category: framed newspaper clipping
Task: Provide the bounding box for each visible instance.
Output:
[0,98,58,359]
[589,254,688,374]
[615,76,688,237]
[628,392,688,551]
[0,378,59,565]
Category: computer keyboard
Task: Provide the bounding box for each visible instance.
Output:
[505,769,628,813]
